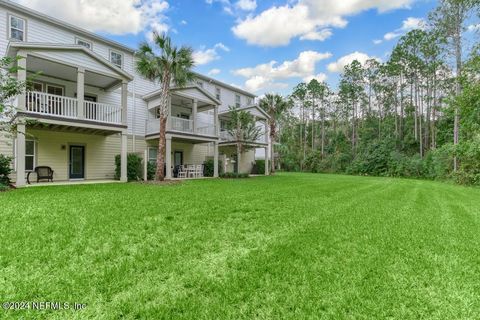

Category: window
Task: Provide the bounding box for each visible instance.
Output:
[76,37,92,49]
[110,50,123,68]
[25,140,35,171]
[215,87,221,100]
[197,81,204,88]
[235,94,241,108]
[47,85,64,96]
[31,82,43,92]
[148,147,157,164]
[9,15,25,41]
[246,97,253,105]
[155,107,161,119]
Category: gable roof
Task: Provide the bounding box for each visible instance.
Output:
[219,104,270,120]
[7,42,134,81]
[193,72,257,98]
[143,85,222,106]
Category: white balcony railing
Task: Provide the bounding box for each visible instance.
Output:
[25,91,122,125]
[26,91,78,118]
[146,116,218,136]
[84,101,122,124]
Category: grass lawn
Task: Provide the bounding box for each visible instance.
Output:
[1,173,480,319]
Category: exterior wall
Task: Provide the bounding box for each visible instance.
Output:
[146,140,213,165]
[219,146,255,174]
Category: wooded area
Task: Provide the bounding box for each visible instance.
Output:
[276,0,480,185]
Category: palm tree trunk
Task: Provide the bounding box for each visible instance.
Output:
[156,114,167,181]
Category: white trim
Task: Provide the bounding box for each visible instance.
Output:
[8,14,26,41]
[75,36,93,50]
[109,49,123,69]
[25,139,35,172]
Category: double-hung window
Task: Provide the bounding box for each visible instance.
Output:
[215,87,221,100]
[9,15,25,41]
[148,148,158,164]
[110,50,123,68]
[25,140,35,171]
[235,94,241,108]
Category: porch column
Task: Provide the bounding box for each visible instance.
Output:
[77,68,85,119]
[17,50,27,111]
[192,99,198,133]
[165,135,172,179]
[120,132,127,182]
[214,106,219,136]
[264,145,269,176]
[143,149,148,181]
[121,80,128,126]
[237,151,241,174]
[16,124,26,187]
[214,141,219,178]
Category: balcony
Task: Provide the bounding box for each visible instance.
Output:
[25,91,122,125]
[146,116,217,137]
[219,127,268,144]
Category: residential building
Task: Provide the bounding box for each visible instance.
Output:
[0,0,270,186]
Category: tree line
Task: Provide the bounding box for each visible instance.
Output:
[270,0,480,185]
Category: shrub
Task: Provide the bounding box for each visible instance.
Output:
[147,161,156,180]
[255,160,266,175]
[203,159,223,177]
[115,153,143,181]
[0,154,12,187]
[220,172,249,179]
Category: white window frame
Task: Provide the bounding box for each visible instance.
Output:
[215,87,221,100]
[110,50,123,68]
[76,37,93,50]
[25,140,36,172]
[246,97,253,105]
[148,147,157,164]
[8,14,26,41]
[197,81,204,88]
[46,84,64,96]
[235,94,241,108]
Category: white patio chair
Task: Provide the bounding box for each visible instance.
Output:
[178,165,187,178]
[187,165,196,178]
[196,165,203,178]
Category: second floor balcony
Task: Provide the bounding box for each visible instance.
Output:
[146,116,217,137]
[219,128,268,144]
[25,91,123,125]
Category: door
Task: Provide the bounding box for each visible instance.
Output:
[69,146,85,179]
[174,151,183,167]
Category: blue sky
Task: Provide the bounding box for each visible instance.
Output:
[18,0,442,94]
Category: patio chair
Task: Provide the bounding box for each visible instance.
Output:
[196,165,203,178]
[187,165,196,178]
[27,166,54,184]
[178,165,187,178]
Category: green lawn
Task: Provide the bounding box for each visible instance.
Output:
[1,173,480,319]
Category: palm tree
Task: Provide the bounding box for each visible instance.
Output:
[136,33,195,181]
[259,93,290,173]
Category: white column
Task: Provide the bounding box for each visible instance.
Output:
[214,141,219,177]
[237,151,241,174]
[192,99,198,133]
[264,146,269,176]
[166,96,172,131]
[165,135,172,179]
[77,68,85,119]
[120,132,128,182]
[143,149,148,181]
[16,123,26,187]
[17,51,27,111]
[121,80,128,126]
[214,106,219,136]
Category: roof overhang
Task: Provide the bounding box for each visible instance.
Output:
[143,85,222,106]
[7,42,134,84]
[219,104,270,120]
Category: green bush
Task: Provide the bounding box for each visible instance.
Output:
[0,154,12,187]
[220,172,249,179]
[255,160,265,175]
[115,153,143,181]
[147,161,156,180]
[203,159,223,177]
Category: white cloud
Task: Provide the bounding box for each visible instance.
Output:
[327,52,380,73]
[233,50,332,92]
[376,17,425,44]
[235,0,257,11]
[208,68,221,76]
[232,0,413,46]
[303,73,327,83]
[193,43,230,65]
[300,29,333,41]
[16,0,170,36]
[468,24,480,32]
[180,20,188,25]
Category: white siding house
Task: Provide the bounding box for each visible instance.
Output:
[0,0,270,186]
